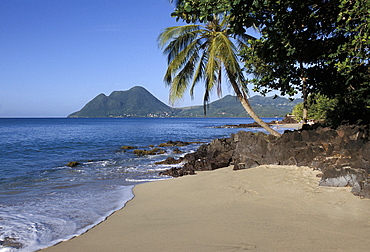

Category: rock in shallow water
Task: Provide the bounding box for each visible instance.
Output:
[66,161,80,167]
[0,237,23,249]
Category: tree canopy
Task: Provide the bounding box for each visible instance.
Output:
[170,0,370,126]
[158,15,281,136]
[292,94,337,122]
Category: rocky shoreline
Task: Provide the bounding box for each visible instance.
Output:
[214,114,298,128]
[159,123,370,198]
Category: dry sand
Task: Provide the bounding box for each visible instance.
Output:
[43,165,370,252]
[276,123,302,129]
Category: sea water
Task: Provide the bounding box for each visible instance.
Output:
[0,117,288,251]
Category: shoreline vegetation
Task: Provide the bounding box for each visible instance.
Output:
[42,165,370,252]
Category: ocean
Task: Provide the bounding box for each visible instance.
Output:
[0,117,288,251]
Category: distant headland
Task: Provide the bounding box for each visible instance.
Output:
[68,86,302,118]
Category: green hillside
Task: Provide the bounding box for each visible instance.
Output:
[177,95,302,117]
[68,86,176,118]
[68,86,302,118]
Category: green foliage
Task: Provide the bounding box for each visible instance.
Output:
[170,0,370,126]
[325,89,370,127]
[291,104,303,122]
[68,86,175,118]
[242,1,345,101]
[333,0,370,73]
[178,95,302,117]
[159,14,281,136]
[170,0,257,34]
[68,86,299,118]
[158,15,251,109]
[324,0,370,126]
[292,94,337,122]
[170,0,231,23]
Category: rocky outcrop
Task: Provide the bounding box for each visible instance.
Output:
[279,115,298,124]
[67,161,80,167]
[160,123,370,198]
[155,157,183,165]
[216,115,298,128]
[172,148,183,154]
[157,140,204,147]
[133,148,166,156]
[159,167,195,177]
[234,124,370,198]
[121,145,136,150]
[182,137,236,172]
[158,141,191,147]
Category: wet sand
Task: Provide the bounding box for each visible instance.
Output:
[43,165,370,252]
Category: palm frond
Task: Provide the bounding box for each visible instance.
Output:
[168,47,201,103]
[162,29,201,64]
[204,38,220,93]
[160,25,204,88]
[159,14,279,136]
[158,25,201,48]
[159,16,246,106]
[163,39,200,85]
[190,52,207,98]
[203,88,210,115]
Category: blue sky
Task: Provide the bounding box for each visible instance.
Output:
[0,0,267,117]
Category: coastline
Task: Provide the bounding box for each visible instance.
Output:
[275,123,302,129]
[42,165,370,252]
[217,123,302,129]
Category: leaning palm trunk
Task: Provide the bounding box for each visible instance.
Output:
[229,80,281,137]
[239,95,281,137]
[159,15,281,137]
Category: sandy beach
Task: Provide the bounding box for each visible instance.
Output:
[276,123,302,129]
[43,165,370,252]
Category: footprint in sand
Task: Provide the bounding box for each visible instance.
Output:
[228,186,259,196]
[220,242,257,250]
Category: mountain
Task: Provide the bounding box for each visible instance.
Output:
[68,86,176,118]
[177,95,302,117]
[68,86,302,118]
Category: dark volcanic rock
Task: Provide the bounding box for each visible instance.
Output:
[67,161,80,167]
[172,148,183,154]
[159,167,195,177]
[183,137,236,172]
[159,123,370,198]
[158,141,190,147]
[121,145,136,150]
[218,115,298,128]
[0,237,23,249]
[233,131,275,169]
[133,148,166,156]
[155,157,183,165]
[319,167,368,188]
[279,115,298,124]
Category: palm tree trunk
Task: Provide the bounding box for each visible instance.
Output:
[230,82,281,137]
[238,95,282,137]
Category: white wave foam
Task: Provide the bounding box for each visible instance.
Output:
[125,178,170,182]
[0,186,134,252]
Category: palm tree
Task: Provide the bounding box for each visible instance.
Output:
[158,15,281,137]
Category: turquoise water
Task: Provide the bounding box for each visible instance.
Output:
[0,117,285,251]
